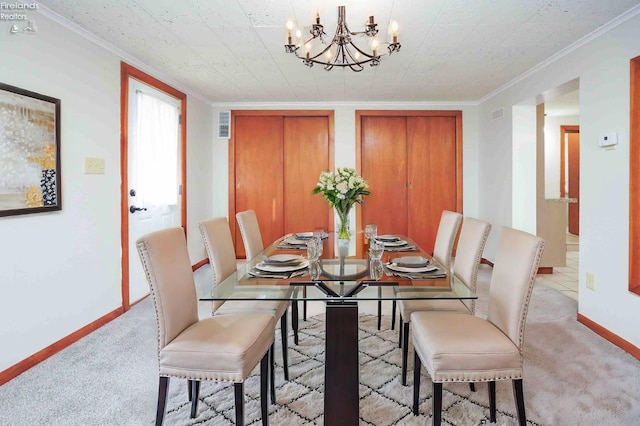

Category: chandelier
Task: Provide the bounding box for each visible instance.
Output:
[284,6,400,72]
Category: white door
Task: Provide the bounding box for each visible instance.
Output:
[127,78,181,304]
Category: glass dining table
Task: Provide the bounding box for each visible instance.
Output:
[200,231,476,425]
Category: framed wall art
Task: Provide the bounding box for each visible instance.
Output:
[0,83,61,217]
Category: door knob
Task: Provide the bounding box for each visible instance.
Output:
[129,205,147,213]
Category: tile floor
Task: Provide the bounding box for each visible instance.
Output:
[535,245,579,301]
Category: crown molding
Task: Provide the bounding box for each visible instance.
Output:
[480,4,640,104]
[208,101,479,108]
[35,6,210,105]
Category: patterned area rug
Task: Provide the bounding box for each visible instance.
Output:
[164,314,536,425]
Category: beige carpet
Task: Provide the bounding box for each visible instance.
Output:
[165,284,640,425]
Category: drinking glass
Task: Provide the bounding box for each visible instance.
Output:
[312,229,325,257]
[306,238,321,261]
[365,224,378,242]
[369,238,384,261]
[369,258,384,280]
[309,260,322,280]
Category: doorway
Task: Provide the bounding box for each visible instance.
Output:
[120,62,187,311]
[560,125,580,236]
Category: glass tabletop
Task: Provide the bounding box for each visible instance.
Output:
[199,232,477,302]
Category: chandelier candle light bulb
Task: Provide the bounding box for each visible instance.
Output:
[391,21,399,43]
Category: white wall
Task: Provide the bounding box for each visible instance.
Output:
[0,14,214,373]
[512,105,537,234]
[478,13,640,346]
[210,103,481,223]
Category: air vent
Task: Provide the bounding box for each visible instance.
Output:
[218,111,231,138]
[491,108,504,120]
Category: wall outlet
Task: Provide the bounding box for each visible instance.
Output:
[586,272,596,291]
[84,157,105,174]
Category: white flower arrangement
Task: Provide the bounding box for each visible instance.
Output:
[313,167,370,239]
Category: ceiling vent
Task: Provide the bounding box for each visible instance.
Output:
[491,108,504,120]
[218,111,231,139]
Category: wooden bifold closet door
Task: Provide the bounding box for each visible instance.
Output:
[230,111,334,258]
[358,111,462,253]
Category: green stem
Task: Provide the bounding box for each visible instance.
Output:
[336,208,351,240]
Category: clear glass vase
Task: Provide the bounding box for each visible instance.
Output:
[335,207,351,241]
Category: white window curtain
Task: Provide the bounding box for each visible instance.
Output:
[132,91,179,208]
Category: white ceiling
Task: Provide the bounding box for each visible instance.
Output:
[37,0,640,104]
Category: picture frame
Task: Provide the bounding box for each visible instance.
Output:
[0,83,61,217]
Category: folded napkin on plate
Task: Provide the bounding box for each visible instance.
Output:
[386,269,446,280]
[392,256,430,268]
[295,231,329,240]
[402,273,447,280]
[377,234,400,242]
[247,269,306,279]
[277,242,306,250]
[294,232,313,240]
[384,245,417,252]
[261,259,304,267]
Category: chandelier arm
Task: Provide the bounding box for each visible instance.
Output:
[347,42,376,60]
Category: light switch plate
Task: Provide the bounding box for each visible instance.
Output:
[84,157,105,174]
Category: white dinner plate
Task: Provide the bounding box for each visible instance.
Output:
[283,236,308,245]
[385,263,439,274]
[377,234,400,242]
[255,259,309,272]
[391,256,429,266]
[382,239,408,247]
[265,254,306,263]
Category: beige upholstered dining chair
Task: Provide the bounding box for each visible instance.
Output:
[395,210,463,383]
[199,217,292,383]
[236,210,264,260]
[411,227,545,425]
[385,210,464,330]
[398,216,491,385]
[236,210,300,344]
[136,227,274,426]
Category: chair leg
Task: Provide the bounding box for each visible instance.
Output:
[279,314,289,381]
[513,379,527,425]
[234,382,244,426]
[190,380,200,418]
[377,299,382,330]
[433,382,442,426]
[469,382,476,392]
[269,343,276,404]
[291,303,299,345]
[187,379,193,401]
[260,351,269,426]
[401,321,410,386]
[398,316,403,348]
[156,376,169,426]
[489,381,496,423]
[391,300,396,330]
[412,351,421,415]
